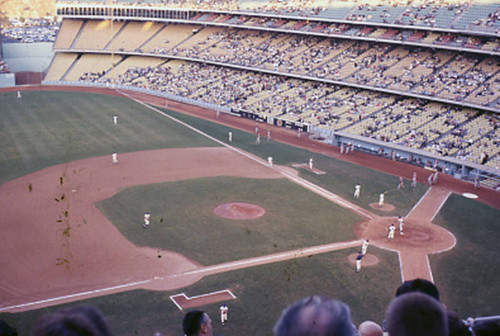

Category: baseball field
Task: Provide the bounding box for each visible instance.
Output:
[0,89,498,335]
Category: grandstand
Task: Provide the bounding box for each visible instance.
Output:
[46,0,500,187]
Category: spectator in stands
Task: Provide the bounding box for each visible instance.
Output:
[395,278,440,301]
[471,319,500,336]
[385,292,448,336]
[358,320,383,336]
[182,310,213,336]
[31,305,111,336]
[273,295,357,336]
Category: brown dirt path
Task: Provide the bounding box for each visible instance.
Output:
[0,147,282,312]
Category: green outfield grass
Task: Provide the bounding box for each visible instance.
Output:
[0,91,217,185]
[0,90,498,335]
[430,194,500,318]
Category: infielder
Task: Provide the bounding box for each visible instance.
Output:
[361,239,369,255]
[267,156,273,167]
[143,212,151,228]
[112,152,118,165]
[398,216,404,235]
[354,183,361,198]
[378,192,385,207]
[356,252,363,273]
[309,158,314,170]
[220,304,228,325]
[388,223,396,240]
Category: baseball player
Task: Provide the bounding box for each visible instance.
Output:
[361,239,369,255]
[267,156,273,167]
[228,131,232,142]
[356,252,363,273]
[398,216,404,235]
[17,90,22,99]
[254,123,259,134]
[143,212,151,228]
[112,152,118,165]
[411,172,417,187]
[309,158,314,170]
[388,223,396,240]
[113,115,118,125]
[267,129,271,140]
[340,142,344,154]
[378,192,385,207]
[220,304,228,325]
[427,173,433,185]
[354,183,361,198]
[255,133,261,144]
[432,171,438,185]
[397,176,404,190]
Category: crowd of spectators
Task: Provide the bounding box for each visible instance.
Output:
[2,278,499,335]
[0,58,10,73]
[1,18,59,43]
[75,55,499,167]
[138,26,500,108]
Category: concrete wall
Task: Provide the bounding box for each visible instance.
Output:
[2,42,54,72]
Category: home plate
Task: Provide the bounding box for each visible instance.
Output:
[462,193,478,199]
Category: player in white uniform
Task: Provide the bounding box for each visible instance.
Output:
[255,133,261,144]
[432,171,438,185]
[17,91,22,99]
[398,216,404,235]
[267,156,273,167]
[356,252,363,273]
[309,158,314,170]
[388,224,396,240]
[113,115,118,125]
[220,304,228,325]
[354,183,361,198]
[411,172,417,187]
[397,176,404,190]
[361,239,369,255]
[112,152,118,165]
[143,212,151,228]
[378,193,385,207]
[228,131,232,142]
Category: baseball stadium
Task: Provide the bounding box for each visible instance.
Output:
[0,0,499,335]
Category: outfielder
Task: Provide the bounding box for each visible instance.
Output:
[411,172,417,187]
[113,115,118,125]
[354,183,361,198]
[112,152,118,165]
[220,304,228,325]
[309,158,314,170]
[267,156,273,167]
[228,131,232,142]
[397,176,404,190]
[255,133,261,144]
[143,212,151,228]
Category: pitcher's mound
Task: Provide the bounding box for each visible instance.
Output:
[369,203,395,211]
[213,202,265,220]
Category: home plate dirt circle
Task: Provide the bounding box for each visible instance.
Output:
[348,253,379,266]
[213,202,266,220]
